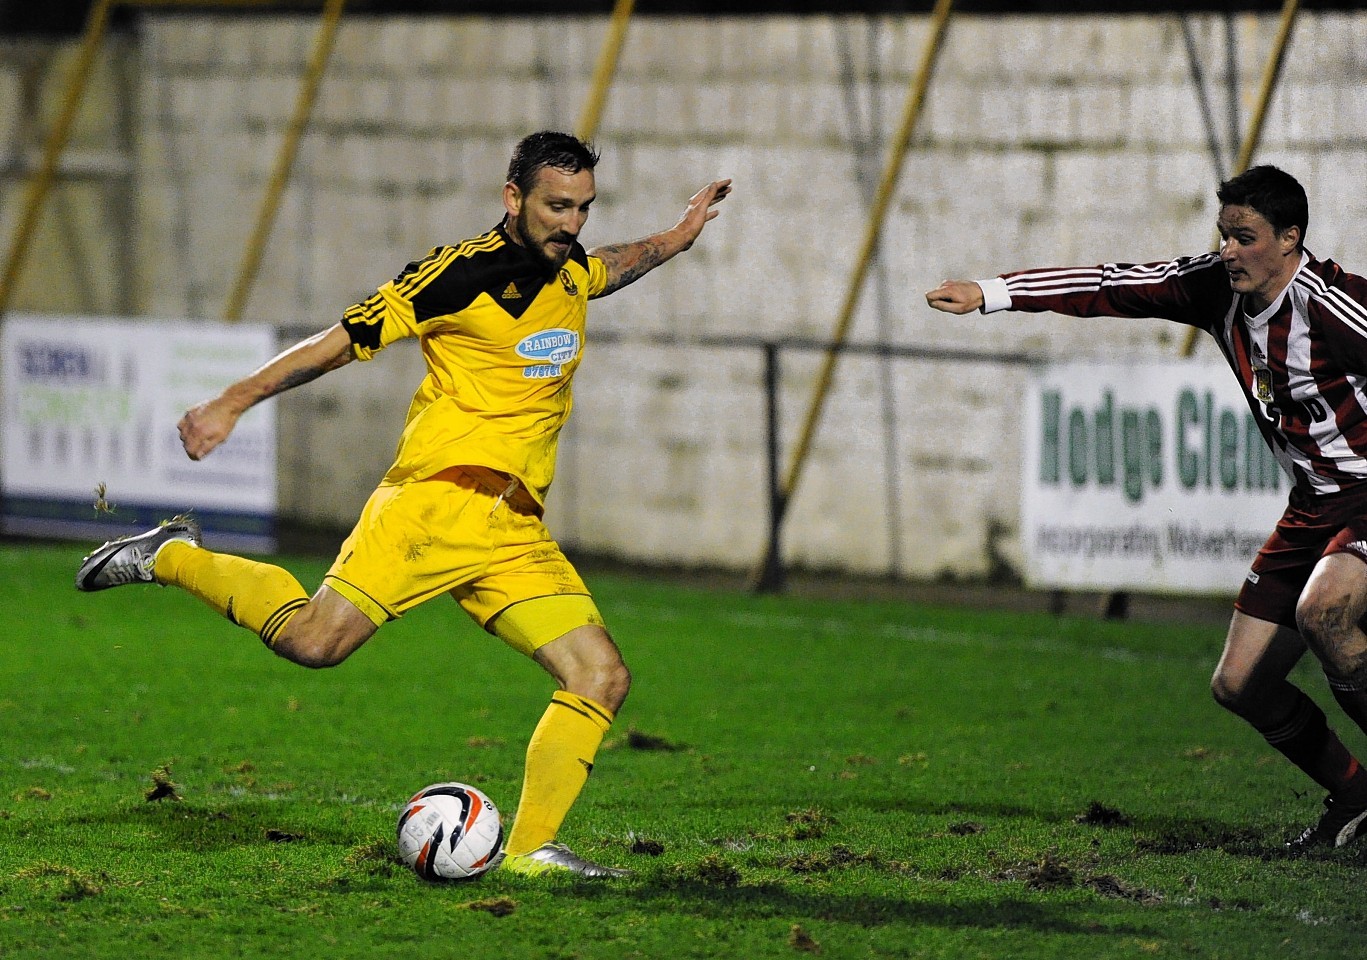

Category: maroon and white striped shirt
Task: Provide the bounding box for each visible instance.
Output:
[980,252,1367,495]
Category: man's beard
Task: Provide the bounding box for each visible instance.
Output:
[512,212,573,275]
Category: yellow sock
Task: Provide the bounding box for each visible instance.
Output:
[504,691,614,856]
[155,542,309,647]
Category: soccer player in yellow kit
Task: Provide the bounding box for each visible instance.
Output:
[76,131,731,877]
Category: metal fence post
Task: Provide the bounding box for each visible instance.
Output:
[754,341,787,593]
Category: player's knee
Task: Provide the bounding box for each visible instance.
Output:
[1294,592,1353,658]
[272,620,352,669]
[268,596,376,669]
[536,624,632,712]
[599,659,631,712]
[1210,666,1253,716]
[569,651,630,713]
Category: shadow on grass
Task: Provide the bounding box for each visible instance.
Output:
[1125,810,1367,867]
[832,796,1056,820]
[8,799,363,851]
[832,795,1349,863]
[595,877,1157,938]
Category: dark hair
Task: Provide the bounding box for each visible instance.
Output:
[1217,164,1308,248]
[506,131,600,196]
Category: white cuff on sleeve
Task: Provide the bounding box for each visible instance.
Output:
[977,277,1012,313]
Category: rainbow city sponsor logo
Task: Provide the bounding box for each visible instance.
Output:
[516,328,580,379]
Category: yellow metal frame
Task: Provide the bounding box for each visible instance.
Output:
[1180,0,1301,357]
[752,0,955,584]
[0,0,342,323]
[1,0,639,323]
[0,0,117,317]
[782,0,952,500]
[757,0,1301,582]
[223,0,346,322]
[577,0,635,142]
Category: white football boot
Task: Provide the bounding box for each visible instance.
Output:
[75,516,202,591]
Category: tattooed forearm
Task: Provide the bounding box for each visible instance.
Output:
[593,235,676,295]
[268,364,331,398]
[590,179,729,297]
[224,323,354,412]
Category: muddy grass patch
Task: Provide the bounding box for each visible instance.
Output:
[145,764,181,803]
[464,896,517,917]
[777,844,880,874]
[1075,800,1133,827]
[668,853,742,888]
[992,850,1163,903]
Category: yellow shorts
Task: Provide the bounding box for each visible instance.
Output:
[323,465,605,657]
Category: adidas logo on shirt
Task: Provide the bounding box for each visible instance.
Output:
[501,283,521,300]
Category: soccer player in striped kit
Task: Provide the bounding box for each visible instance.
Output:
[77,131,730,877]
[927,165,1367,850]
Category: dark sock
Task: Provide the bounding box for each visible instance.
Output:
[1327,672,1367,737]
[1252,689,1367,798]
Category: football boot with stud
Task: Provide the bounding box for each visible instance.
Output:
[1286,792,1367,851]
[75,516,202,592]
[500,842,631,878]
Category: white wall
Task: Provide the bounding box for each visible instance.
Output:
[10,12,1367,579]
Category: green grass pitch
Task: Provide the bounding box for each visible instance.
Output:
[2,540,1365,958]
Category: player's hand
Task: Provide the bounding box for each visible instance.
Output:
[178,397,240,461]
[925,279,985,315]
[674,179,732,250]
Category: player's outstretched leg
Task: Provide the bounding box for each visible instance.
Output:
[76,516,310,648]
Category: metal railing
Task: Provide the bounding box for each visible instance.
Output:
[592,329,1035,593]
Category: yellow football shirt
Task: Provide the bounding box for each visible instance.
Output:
[340,223,608,507]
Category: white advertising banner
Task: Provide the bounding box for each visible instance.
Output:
[1022,360,1287,595]
[1,314,278,552]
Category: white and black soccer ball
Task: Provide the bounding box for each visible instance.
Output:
[396,782,504,880]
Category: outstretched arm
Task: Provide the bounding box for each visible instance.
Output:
[930,256,1226,325]
[178,322,354,461]
[590,179,732,296]
[925,279,986,314]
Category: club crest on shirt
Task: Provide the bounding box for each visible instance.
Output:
[517,327,581,379]
[559,269,578,296]
[1253,367,1273,402]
